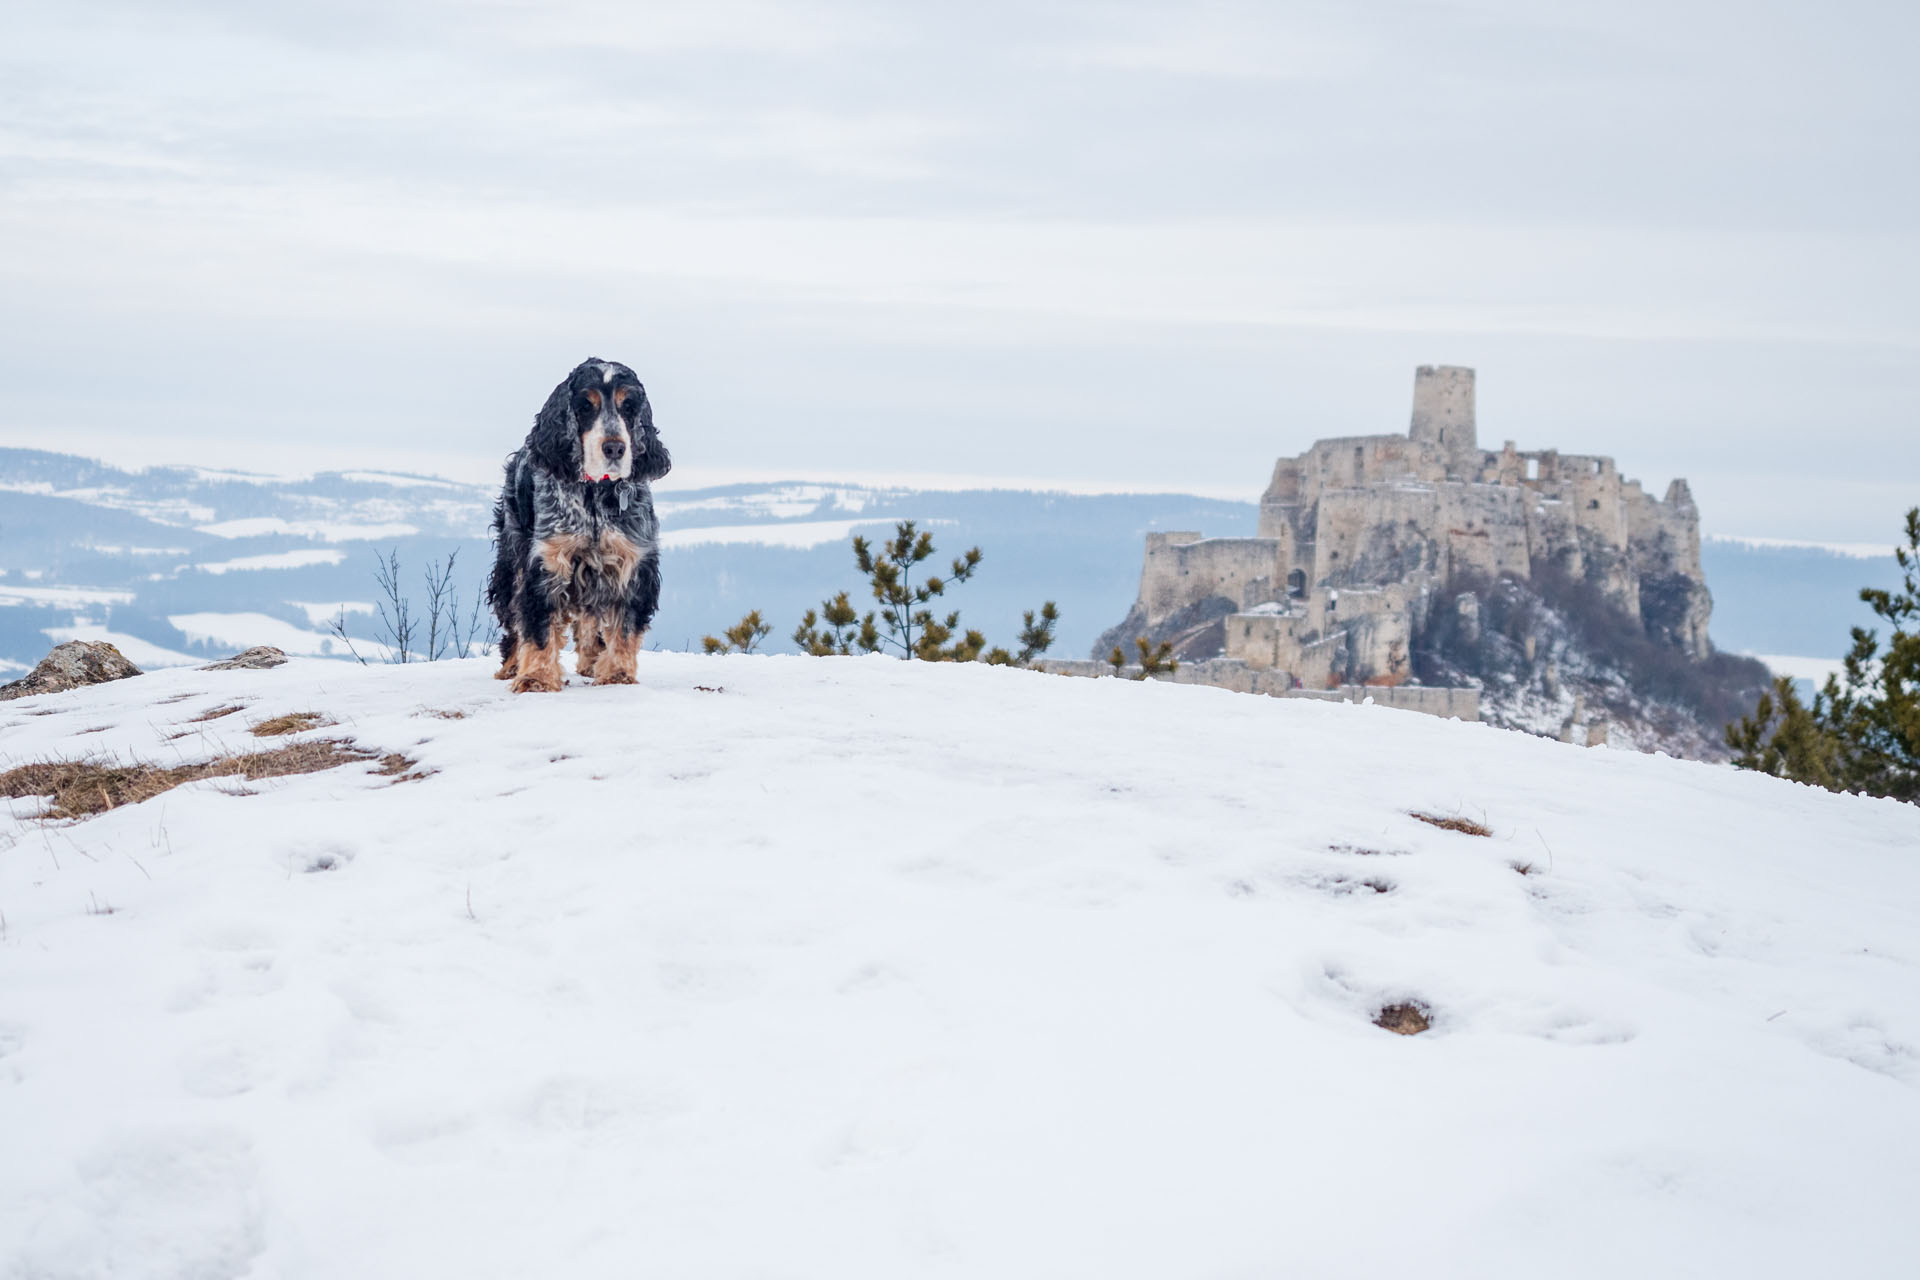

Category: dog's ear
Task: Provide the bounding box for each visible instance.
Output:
[630,384,671,483]
[529,376,582,478]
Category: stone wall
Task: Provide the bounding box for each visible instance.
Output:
[1035,659,1481,720]
[1139,532,1285,627]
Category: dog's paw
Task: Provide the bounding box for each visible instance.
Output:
[493,663,519,681]
[509,673,562,694]
[591,669,637,687]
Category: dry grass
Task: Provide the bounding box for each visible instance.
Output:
[374,753,430,783]
[0,740,379,820]
[1511,860,1536,876]
[251,712,332,737]
[187,704,247,723]
[415,708,467,720]
[1374,1002,1432,1035]
[1410,811,1493,838]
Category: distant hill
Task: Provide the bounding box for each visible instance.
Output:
[0,448,1251,671]
[0,447,1898,676]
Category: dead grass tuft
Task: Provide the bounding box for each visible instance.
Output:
[187,704,248,723]
[1411,811,1492,838]
[0,739,378,820]
[1511,861,1536,876]
[251,712,331,737]
[415,708,467,720]
[1374,1002,1432,1035]
[374,753,431,782]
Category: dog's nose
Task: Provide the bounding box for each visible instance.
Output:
[602,437,627,463]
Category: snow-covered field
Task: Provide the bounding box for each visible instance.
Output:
[2,655,1917,1278]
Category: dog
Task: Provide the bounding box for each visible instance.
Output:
[487,358,670,693]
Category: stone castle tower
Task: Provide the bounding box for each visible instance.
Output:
[1408,364,1478,478]
[1095,366,1714,696]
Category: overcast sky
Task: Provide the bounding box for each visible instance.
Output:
[2,0,1915,539]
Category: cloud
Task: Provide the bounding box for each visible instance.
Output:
[0,0,1916,540]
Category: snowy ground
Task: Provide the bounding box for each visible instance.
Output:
[2,655,1917,1278]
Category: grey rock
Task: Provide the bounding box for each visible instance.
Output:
[0,641,143,701]
[202,646,289,671]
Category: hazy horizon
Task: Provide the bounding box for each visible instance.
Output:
[4,0,1915,542]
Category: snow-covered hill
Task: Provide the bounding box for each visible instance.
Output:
[2,654,1917,1277]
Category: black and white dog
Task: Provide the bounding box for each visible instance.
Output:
[487,358,671,692]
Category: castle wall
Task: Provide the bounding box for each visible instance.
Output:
[1309,483,1531,591]
[1138,532,1285,627]
[1437,484,1533,583]
[1034,658,1481,721]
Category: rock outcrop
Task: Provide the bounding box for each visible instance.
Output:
[202,646,289,671]
[0,641,143,702]
[1095,366,1763,753]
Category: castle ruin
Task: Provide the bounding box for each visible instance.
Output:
[1083,366,1714,719]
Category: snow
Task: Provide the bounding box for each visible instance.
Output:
[330,471,479,491]
[192,549,347,575]
[82,545,191,557]
[287,600,375,627]
[0,656,1916,1277]
[1707,534,1896,560]
[0,584,137,608]
[196,518,421,542]
[166,612,346,658]
[654,483,897,521]
[39,623,200,669]
[1756,653,1850,685]
[165,612,399,663]
[659,518,900,550]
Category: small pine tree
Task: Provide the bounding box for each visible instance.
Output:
[1728,506,1920,803]
[792,591,882,656]
[984,602,1060,666]
[854,521,983,660]
[1135,637,1177,679]
[1107,636,1177,679]
[1726,677,1846,791]
[702,610,772,655]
